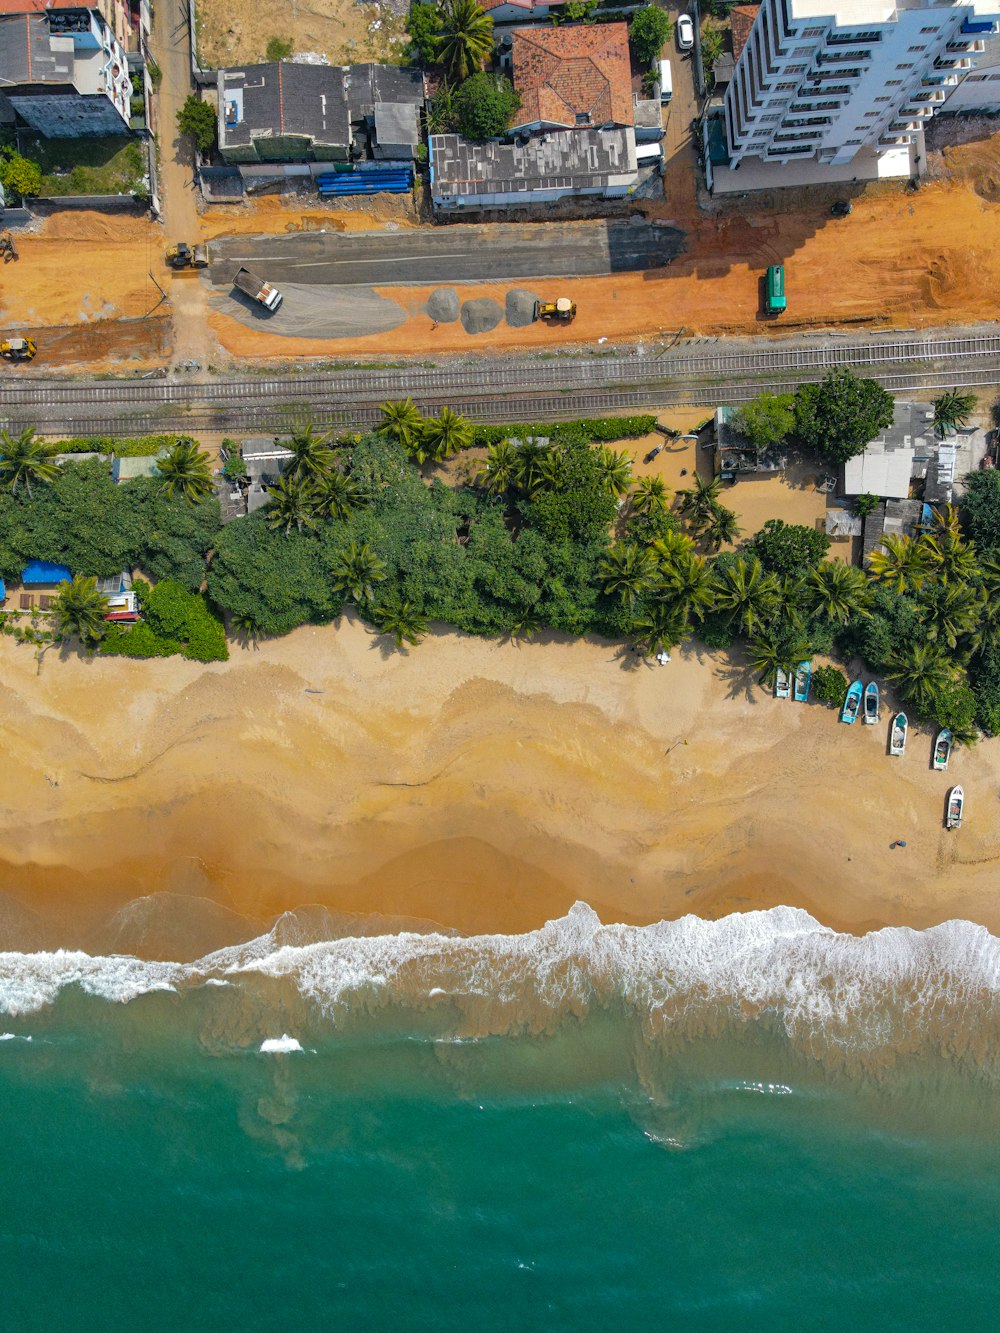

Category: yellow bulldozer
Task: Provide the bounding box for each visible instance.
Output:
[1,337,36,361]
[535,297,576,322]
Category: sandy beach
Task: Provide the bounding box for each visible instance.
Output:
[1,616,998,959]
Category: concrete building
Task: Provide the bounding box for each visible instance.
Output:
[429,127,637,209]
[722,0,999,177]
[940,29,1000,107]
[344,62,424,160]
[482,0,573,21]
[0,6,132,137]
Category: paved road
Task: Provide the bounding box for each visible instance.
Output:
[207,220,685,288]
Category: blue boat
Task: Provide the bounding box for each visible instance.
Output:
[794,660,811,702]
[841,679,863,724]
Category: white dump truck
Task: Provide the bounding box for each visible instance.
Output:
[233,266,283,312]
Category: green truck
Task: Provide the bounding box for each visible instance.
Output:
[765,265,786,314]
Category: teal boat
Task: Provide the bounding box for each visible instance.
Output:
[890,712,907,756]
[794,660,811,702]
[864,681,880,725]
[775,668,791,700]
[841,679,863,724]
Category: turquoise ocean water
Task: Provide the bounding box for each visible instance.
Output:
[2,903,999,1330]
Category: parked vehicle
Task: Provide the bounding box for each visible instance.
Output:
[233,266,283,312]
[831,200,852,217]
[535,298,576,321]
[677,14,695,50]
[658,58,673,103]
[933,728,952,771]
[765,264,786,314]
[863,681,880,725]
[889,712,907,756]
[946,785,964,830]
[841,679,862,724]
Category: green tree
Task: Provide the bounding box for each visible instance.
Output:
[51,574,109,646]
[918,580,983,653]
[331,540,387,606]
[176,94,216,152]
[630,475,670,518]
[282,425,337,486]
[0,427,61,496]
[729,392,795,451]
[315,469,363,522]
[595,446,633,499]
[156,438,214,503]
[853,492,880,518]
[712,554,781,636]
[658,548,715,621]
[265,475,319,536]
[407,1,441,64]
[885,641,957,715]
[514,439,552,497]
[702,504,742,551]
[419,407,472,463]
[867,533,932,594]
[793,369,894,464]
[374,596,429,648]
[454,73,520,141]
[478,439,520,495]
[923,529,980,586]
[747,626,812,688]
[629,600,690,659]
[0,149,42,199]
[630,6,673,65]
[701,18,725,68]
[265,36,293,60]
[811,664,850,707]
[525,442,618,542]
[599,541,658,610]
[804,560,870,625]
[676,474,722,531]
[961,470,1000,556]
[435,0,494,82]
[932,388,977,438]
[379,399,426,451]
[746,518,829,575]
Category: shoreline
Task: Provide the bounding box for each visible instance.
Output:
[1,616,998,959]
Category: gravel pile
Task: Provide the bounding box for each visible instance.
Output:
[427,287,460,322]
[460,298,503,335]
[505,289,539,327]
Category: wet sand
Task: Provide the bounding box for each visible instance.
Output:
[1,619,998,960]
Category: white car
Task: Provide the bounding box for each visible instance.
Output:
[677,13,695,50]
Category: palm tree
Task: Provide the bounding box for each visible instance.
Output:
[0,426,61,496]
[805,560,871,625]
[650,529,695,563]
[231,611,263,645]
[866,534,932,594]
[331,540,387,606]
[477,439,519,494]
[918,581,983,652]
[374,597,428,648]
[885,641,957,714]
[379,398,425,450]
[419,407,472,464]
[315,469,363,521]
[629,601,690,659]
[747,627,812,688]
[51,574,109,646]
[282,425,337,486]
[508,600,544,641]
[265,475,319,536]
[435,0,494,82]
[675,474,722,530]
[929,503,962,538]
[630,476,670,518]
[701,503,742,552]
[923,530,980,585]
[658,549,715,621]
[932,388,977,438]
[157,438,214,503]
[514,439,552,497]
[711,555,780,636]
[596,446,632,499]
[598,542,658,610]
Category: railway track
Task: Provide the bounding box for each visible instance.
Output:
[2,329,999,434]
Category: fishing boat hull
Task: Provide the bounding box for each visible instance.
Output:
[794,661,811,703]
[841,680,863,724]
[946,785,964,830]
[863,682,880,725]
[775,669,791,700]
[889,713,908,756]
[933,729,952,771]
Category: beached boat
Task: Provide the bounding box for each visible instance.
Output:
[863,682,880,725]
[794,660,811,703]
[775,668,791,700]
[933,728,952,771]
[841,679,863,724]
[946,785,964,830]
[889,712,908,756]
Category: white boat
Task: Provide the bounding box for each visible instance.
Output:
[889,712,907,757]
[863,681,879,725]
[775,668,791,699]
[946,785,964,830]
[933,729,952,771]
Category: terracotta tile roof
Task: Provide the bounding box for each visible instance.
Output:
[511,22,634,130]
[731,5,760,61]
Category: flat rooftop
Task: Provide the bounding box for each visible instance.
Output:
[430,128,636,199]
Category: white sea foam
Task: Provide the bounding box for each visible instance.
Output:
[0,1033,32,1042]
[260,1034,304,1054]
[1,905,998,1072]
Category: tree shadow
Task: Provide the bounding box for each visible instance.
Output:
[713,650,760,703]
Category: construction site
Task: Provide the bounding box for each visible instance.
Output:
[5,120,1000,373]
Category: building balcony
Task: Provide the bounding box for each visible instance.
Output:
[947,39,985,54]
[934,56,972,71]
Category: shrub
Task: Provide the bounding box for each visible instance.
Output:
[407,1,440,64]
[745,519,829,575]
[471,416,656,447]
[961,469,1000,555]
[265,36,293,60]
[0,149,42,199]
[52,434,195,457]
[811,664,849,707]
[99,623,181,658]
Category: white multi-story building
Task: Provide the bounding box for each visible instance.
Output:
[724,0,1000,170]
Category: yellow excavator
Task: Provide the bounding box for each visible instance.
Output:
[165,242,209,270]
[1,337,36,361]
[535,297,576,322]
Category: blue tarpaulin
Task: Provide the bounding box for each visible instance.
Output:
[22,560,72,585]
[0,578,6,601]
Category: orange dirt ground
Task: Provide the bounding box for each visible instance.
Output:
[6,127,1000,372]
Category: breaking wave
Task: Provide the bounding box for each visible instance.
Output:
[1,904,998,1076]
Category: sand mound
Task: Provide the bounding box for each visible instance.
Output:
[461,298,503,335]
[427,287,460,322]
[505,289,539,327]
